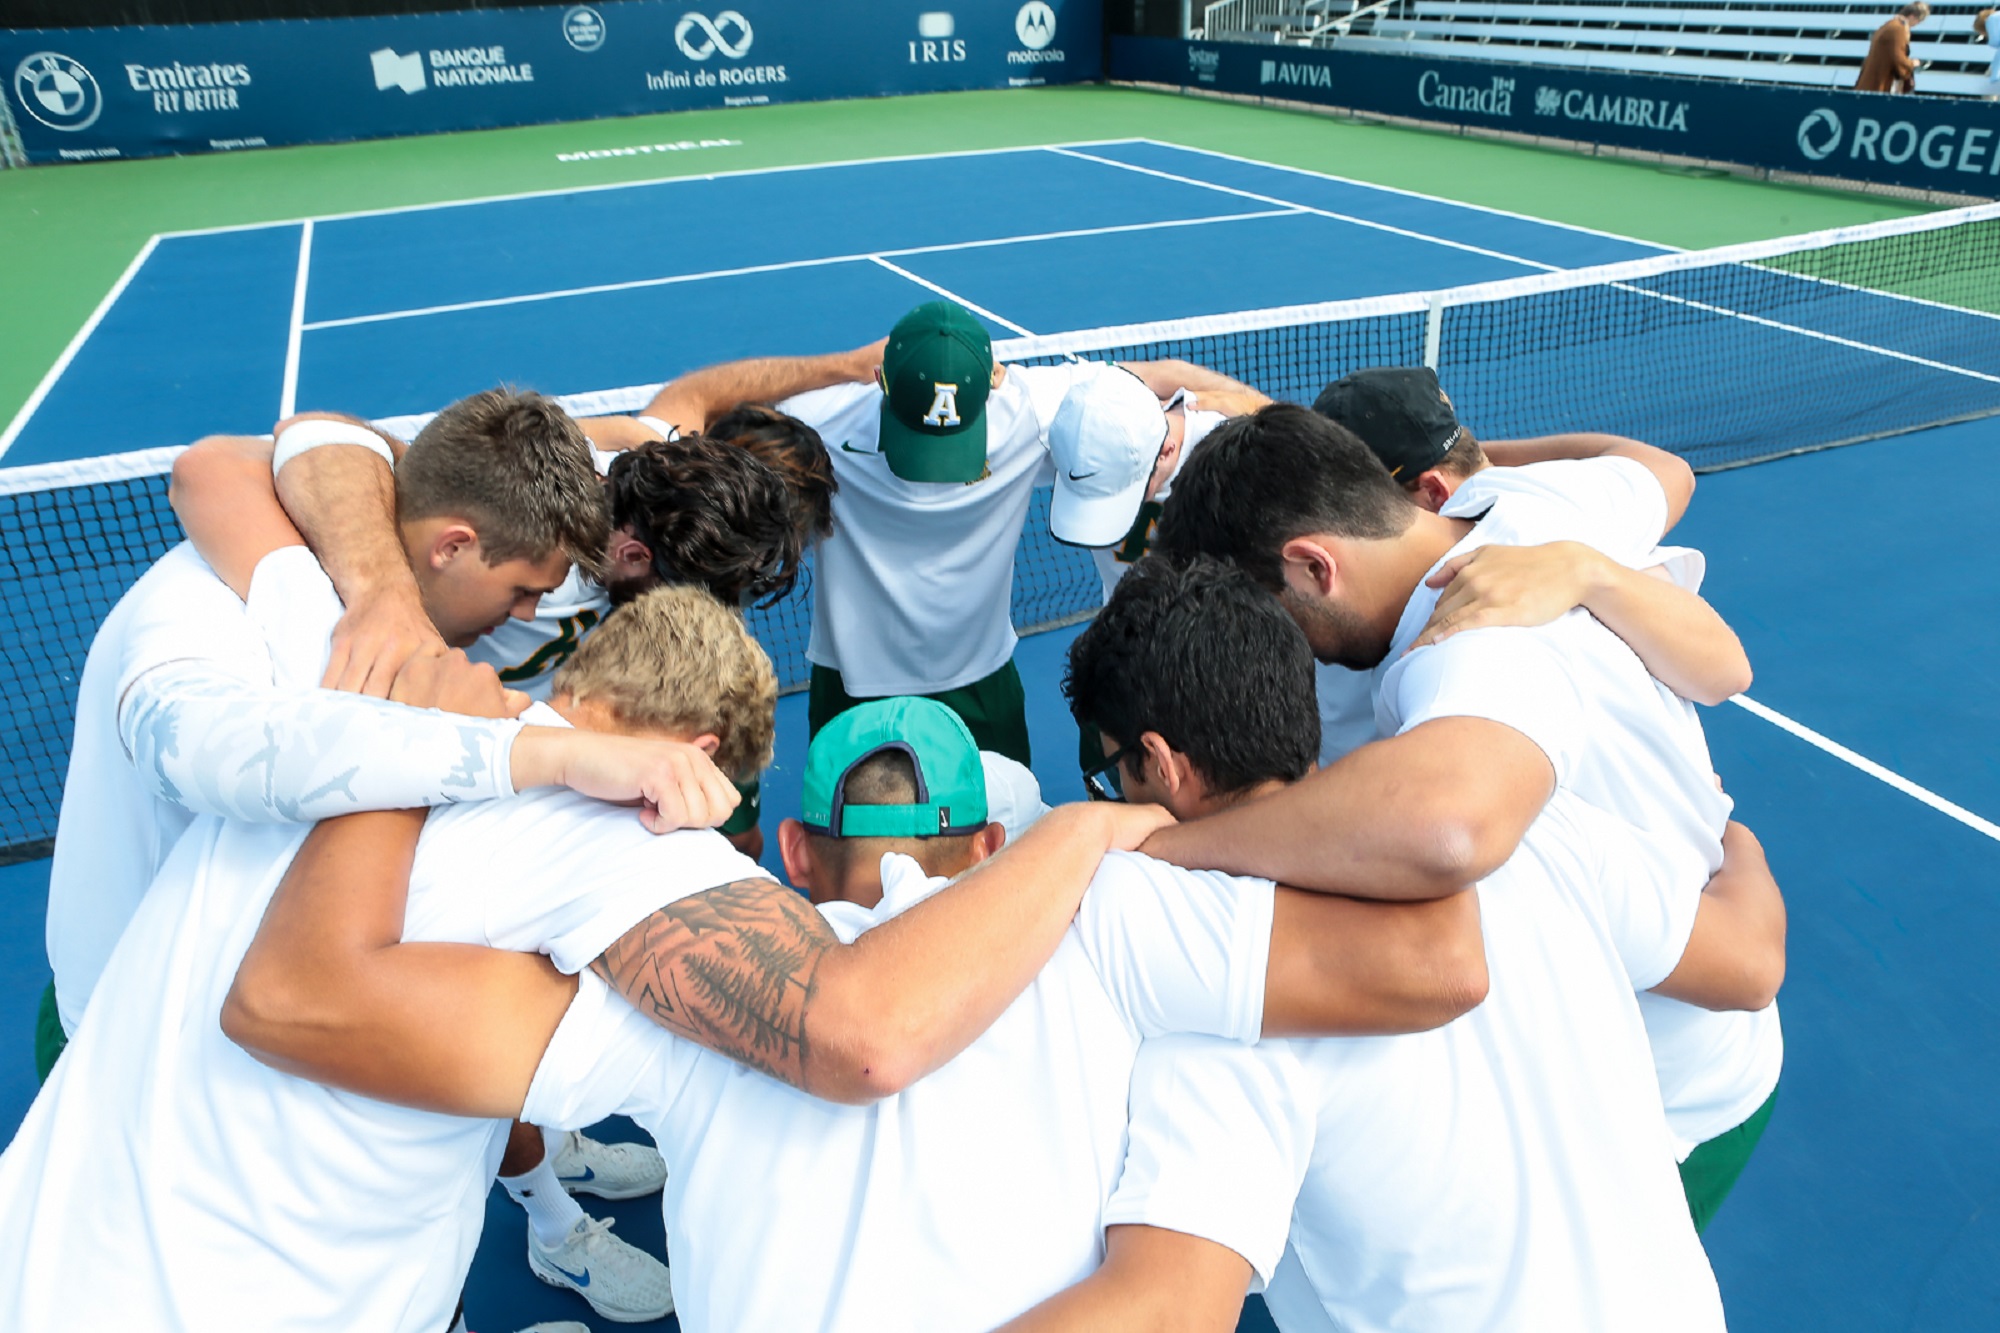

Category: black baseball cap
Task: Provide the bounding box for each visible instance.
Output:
[1312,366,1463,481]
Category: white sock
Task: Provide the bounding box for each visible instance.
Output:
[500,1153,587,1248]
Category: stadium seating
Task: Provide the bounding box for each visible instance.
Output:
[1196,0,1999,96]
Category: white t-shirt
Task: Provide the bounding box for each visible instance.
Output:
[2,548,766,1332]
[46,544,522,1034]
[1086,402,1228,601]
[522,849,1276,1333]
[1378,457,1780,1154]
[1113,795,1722,1332]
[46,544,268,1033]
[784,363,1101,696]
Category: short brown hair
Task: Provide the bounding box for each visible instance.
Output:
[398,388,611,579]
[550,585,776,782]
[1425,427,1488,483]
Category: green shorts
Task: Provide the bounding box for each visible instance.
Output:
[34,979,65,1084]
[809,659,1031,767]
[1679,1082,1779,1234]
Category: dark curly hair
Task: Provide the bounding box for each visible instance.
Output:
[605,434,802,608]
[707,403,837,542]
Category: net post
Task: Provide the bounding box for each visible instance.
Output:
[1423,292,1445,370]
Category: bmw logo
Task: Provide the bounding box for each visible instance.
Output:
[13,52,103,132]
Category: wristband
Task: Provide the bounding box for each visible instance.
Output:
[272,419,396,477]
[635,415,681,443]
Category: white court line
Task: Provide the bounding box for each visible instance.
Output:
[297,208,1302,331]
[869,257,1036,336]
[151,139,1156,238]
[1045,145,1565,273]
[278,220,314,420]
[1731,694,2000,844]
[1611,283,2000,386]
[1133,138,1681,253]
[0,236,160,466]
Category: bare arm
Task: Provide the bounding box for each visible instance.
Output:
[168,435,307,598]
[1478,433,1695,530]
[641,340,885,436]
[1123,359,1272,416]
[592,802,1176,1104]
[1410,542,1752,705]
[1140,717,1553,901]
[268,413,441,695]
[580,414,668,452]
[993,1226,1251,1333]
[1262,885,1488,1036]
[1651,821,1786,1011]
[223,808,577,1117]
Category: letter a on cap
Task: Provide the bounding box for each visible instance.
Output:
[924,384,962,428]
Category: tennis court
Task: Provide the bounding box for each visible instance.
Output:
[3,83,1998,1332]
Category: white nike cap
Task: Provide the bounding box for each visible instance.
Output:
[979,751,1050,849]
[1049,366,1169,548]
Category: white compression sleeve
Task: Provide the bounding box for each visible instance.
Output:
[118,659,523,823]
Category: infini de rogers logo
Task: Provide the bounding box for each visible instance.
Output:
[13,51,102,131]
[1418,70,1514,116]
[676,11,753,60]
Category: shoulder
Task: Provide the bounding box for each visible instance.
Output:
[778,380,879,426]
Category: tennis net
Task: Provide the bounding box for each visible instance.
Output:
[5,200,1999,857]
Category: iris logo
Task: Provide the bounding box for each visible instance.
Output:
[1797,108,1842,161]
[563,6,606,53]
[911,12,967,62]
[1016,2,1057,50]
[13,52,102,132]
[675,11,754,61]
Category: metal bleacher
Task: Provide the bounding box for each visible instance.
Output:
[1196,0,1999,96]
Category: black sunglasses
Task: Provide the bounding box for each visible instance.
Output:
[1083,740,1143,802]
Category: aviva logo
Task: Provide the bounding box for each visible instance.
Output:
[1260,59,1332,89]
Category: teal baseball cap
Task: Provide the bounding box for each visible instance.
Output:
[802,697,990,837]
[878,301,994,484]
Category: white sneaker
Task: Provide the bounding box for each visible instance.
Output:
[548,1129,667,1201]
[527,1215,675,1323]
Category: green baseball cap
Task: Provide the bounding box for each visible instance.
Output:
[801,697,989,838]
[878,301,993,483]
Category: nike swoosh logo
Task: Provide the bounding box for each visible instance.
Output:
[839,441,879,455]
[556,1165,596,1184]
[1067,470,1099,481]
[549,1261,591,1288]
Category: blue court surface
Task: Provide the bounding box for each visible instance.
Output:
[3,138,1999,1332]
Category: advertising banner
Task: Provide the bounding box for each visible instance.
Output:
[1120,35,2000,196]
[2,0,1100,164]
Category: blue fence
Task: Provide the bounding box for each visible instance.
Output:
[1,0,1100,164]
[1115,35,2000,197]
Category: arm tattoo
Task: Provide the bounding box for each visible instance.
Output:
[590,878,834,1089]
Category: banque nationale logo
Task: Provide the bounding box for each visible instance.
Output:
[675,11,754,61]
[13,52,102,131]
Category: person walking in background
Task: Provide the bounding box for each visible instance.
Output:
[1976,9,1999,98]
[1856,3,1928,93]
